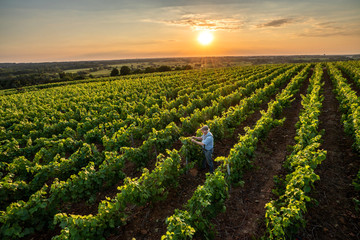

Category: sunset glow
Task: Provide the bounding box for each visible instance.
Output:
[0,0,359,62]
[198,31,214,45]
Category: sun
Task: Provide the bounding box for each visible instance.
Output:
[197,31,214,45]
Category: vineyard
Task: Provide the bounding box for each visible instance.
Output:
[1,61,360,240]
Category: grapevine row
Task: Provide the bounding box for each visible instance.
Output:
[337,61,360,88]
[264,63,327,239]
[327,62,360,213]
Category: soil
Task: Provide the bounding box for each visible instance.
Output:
[95,143,105,152]
[211,69,312,240]
[298,68,360,240]
[22,227,61,240]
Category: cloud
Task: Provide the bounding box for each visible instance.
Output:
[316,21,336,27]
[298,20,360,37]
[144,14,243,31]
[298,29,358,37]
[257,18,295,28]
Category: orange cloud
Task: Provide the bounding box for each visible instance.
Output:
[145,14,243,31]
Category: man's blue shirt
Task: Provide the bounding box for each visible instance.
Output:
[201,132,214,150]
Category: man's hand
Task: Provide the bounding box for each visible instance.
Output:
[192,136,201,140]
[191,138,205,146]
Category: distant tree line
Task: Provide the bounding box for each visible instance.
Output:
[0,70,88,90]
[0,63,193,90]
[110,64,193,76]
[0,61,110,90]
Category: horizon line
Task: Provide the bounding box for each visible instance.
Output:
[1,53,360,64]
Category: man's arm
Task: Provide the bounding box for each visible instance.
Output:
[192,136,202,140]
[191,138,205,146]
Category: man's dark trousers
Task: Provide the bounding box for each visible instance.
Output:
[202,148,214,174]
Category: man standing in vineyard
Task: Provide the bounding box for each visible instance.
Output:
[191,125,214,174]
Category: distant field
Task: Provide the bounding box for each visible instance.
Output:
[1,61,359,239]
[89,68,112,76]
[64,68,92,73]
[64,59,253,77]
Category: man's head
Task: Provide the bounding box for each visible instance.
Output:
[201,125,209,135]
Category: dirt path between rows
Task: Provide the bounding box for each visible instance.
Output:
[106,71,308,240]
[212,70,312,240]
[298,68,360,240]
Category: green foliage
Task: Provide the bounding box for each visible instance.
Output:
[330,62,360,214]
[120,66,131,75]
[0,185,56,239]
[158,65,172,72]
[337,61,360,88]
[179,137,203,167]
[162,210,195,240]
[110,67,119,76]
[328,62,360,152]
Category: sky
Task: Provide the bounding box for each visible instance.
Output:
[0,0,359,63]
